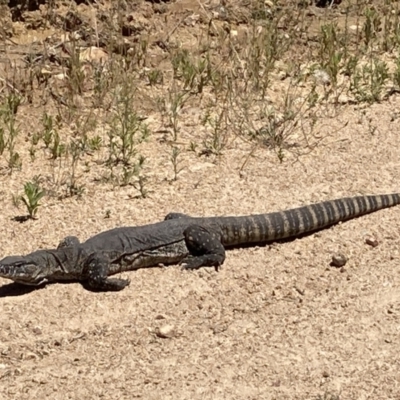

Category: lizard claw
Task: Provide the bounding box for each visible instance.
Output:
[181,257,220,271]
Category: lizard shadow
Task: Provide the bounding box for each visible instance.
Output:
[0,281,96,298]
[0,282,47,297]
[0,281,123,297]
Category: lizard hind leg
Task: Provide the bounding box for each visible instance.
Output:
[84,253,130,292]
[181,224,226,271]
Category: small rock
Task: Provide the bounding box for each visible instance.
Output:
[330,253,348,268]
[32,327,42,335]
[155,324,176,338]
[365,236,379,247]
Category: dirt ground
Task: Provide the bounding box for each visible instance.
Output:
[1,1,400,399]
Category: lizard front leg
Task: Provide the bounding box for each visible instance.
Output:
[84,253,130,291]
[181,225,226,271]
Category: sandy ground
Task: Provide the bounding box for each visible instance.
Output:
[1,99,400,399]
[1,1,400,399]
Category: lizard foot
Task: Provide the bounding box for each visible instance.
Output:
[85,252,130,292]
[86,277,130,292]
[181,255,222,271]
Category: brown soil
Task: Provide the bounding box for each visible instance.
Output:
[1,1,400,399]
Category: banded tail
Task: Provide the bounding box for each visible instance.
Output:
[218,193,400,246]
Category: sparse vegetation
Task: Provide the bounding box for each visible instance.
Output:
[0,0,399,187]
[0,0,397,203]
[0,0,397,184]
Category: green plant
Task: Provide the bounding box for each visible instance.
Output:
[318,23,342,86]
[201,106,228,156]
[363,7,381,48]
[41,112,56,148]
[394,55,400,88]
[93,62,111,109]
[12,193,21,209]
[9,151,21,170]
[165,87,191,142]
[171,49,210,94]
[0,93,22,171]
[107,85,149,166]
[66,138,86,197]
[189,142,198,153]
[49,131,66,160]
[350,58,389,103]
[21,180,46,219]
[381,1,400,51]
[64,38,85,97]
[134,175,149,199]
[0,126,4,155]
[29,145,36,161]
[245,16,284,98]
[87,135,102,152]
[147,69,163,86]
[170,146,184,181]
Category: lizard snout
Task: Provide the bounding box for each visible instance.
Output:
[0,256,44,285]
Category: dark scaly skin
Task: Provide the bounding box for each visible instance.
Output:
[0,193,399,291]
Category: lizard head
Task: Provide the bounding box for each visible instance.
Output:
[0,254,49,286]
